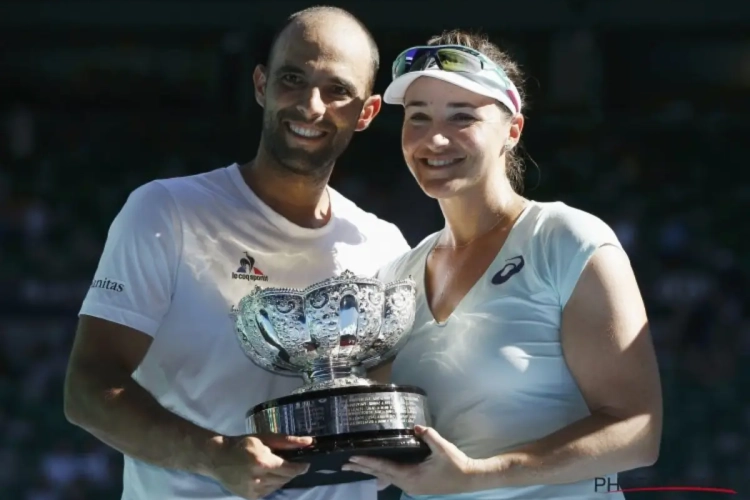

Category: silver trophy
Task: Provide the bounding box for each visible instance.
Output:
[235,270,430,488]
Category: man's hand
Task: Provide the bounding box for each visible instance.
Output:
[209,434,313,499]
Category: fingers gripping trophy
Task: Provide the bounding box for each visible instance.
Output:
[234,270,431,488]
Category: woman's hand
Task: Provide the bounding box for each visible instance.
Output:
[342,425,487,495]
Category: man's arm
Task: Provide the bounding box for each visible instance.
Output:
[65,182,309,498]
[64,315,222,477]
[64,181,222,474]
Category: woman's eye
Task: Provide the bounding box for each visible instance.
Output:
[451,114,476,122]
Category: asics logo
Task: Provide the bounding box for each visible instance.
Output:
[491,256,525,285]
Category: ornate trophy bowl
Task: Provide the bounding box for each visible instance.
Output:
[235,270,430,488]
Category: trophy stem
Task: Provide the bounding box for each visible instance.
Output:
[305,360,367,385]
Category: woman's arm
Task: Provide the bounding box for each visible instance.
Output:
[471,244,662,489]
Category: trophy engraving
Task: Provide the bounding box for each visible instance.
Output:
[235,270,429,488]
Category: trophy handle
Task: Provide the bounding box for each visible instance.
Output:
[358,278,416,369]
[236,295,299,374]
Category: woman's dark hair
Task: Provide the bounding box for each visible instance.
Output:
[427,30,527,192]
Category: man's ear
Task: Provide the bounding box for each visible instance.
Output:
[355,94,383,131]
[253,64,268,108]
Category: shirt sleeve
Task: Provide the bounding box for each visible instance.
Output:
[78,181,182,337]
[542,206,624,309]
[385,223,412,262]
[372,223,411,280]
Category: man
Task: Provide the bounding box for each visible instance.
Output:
[63,6,409,500]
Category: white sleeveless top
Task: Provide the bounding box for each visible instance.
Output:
[377,201,626,500]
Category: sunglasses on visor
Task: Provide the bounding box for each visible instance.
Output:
[390,44,521,113]
[392,45,503,81]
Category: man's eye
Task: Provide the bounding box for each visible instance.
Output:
[332,86,351,96]
[281,74,302,85]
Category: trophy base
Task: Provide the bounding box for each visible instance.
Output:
[246,384,431,488]
[278,429,429,489]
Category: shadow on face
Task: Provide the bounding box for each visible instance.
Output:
[252,19,382,177]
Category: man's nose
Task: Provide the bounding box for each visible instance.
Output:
[295,87,326,121]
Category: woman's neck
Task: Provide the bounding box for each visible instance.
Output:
[438,174,526,248]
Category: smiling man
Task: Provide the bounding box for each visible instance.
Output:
[254,7,381,184]
[63,6,409,500]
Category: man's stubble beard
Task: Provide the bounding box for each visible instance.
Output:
[262,111,355,182]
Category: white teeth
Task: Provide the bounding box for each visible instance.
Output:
[289,124,324,138]
[426,158,461,166]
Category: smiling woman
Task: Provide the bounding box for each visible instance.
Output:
[399,79,516,201]
[347,30,663,500]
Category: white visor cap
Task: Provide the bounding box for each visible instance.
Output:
[384,68,522,115]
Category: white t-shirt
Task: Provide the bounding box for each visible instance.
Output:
[79,163,411,500]
[377,201,626,500]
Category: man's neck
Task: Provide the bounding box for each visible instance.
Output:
[239,151,332,230]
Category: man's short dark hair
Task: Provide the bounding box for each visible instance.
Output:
[260,6,380,94]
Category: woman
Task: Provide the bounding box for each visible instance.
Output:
[342,31,663,499]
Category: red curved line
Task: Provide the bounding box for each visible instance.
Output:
[612,487,736,494]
